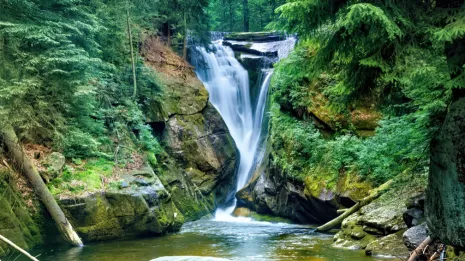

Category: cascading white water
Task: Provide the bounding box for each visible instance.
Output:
[193,38,295,220]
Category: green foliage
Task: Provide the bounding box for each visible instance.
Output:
[208,0,286,32]
[0,0,168,163]
[269,0,464,185]
[48,158,115,195]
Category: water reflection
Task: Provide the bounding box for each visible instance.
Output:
[21,220,395,261]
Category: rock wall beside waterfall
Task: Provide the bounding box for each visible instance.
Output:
[142,36,237,220]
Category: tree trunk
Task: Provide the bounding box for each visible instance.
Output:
[0,234,39,261]
[126,7,137,100]
[243,0,249,32]
[167,22,171,47]
[1,126,83,247]
[182,12,188,60]
[270,0,276,19]
[315,180,393,232]
[229,0,233,32]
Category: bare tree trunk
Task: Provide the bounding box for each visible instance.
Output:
[243,0,249,32]
[408,236,432,261]
[0,234,40,261]
[183,12,188,60]
[1,126,83,247]
[316,180,393,232]
[126,7,137,100]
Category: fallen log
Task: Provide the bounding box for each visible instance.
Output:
[408,236,432,261]
[1,125,83,246]
[0,234,39,261]
[315,179,393,232]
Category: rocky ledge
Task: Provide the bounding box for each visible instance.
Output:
[60,166,184,242]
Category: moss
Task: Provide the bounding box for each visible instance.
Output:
[446,247,465,261]
[48,158,115,196]
[0,172,44,256]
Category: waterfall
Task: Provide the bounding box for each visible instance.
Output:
[193,37,295,220]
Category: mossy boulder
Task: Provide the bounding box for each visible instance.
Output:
[60,165,184,242]
[365,232,409,257]
[427,94,465,248]
[333,180,424,258]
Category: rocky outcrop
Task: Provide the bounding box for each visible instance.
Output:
[60,166,183,242]
[426,93,465,248]
[236,153,371,224]
[333,182,424,257]
[142,37,237,221]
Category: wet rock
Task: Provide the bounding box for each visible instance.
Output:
[151,257,231,261]
[403,223,429,251]
[232,207,251,217]
[236,161,340,224]
[426,93,465,248]
[365,233,409,257]
[223,41,278,57]
[224,32,285,42]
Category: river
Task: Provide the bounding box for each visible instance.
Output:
[20,220,394,261]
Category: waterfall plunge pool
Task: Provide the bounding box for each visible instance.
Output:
[20,220,395,261]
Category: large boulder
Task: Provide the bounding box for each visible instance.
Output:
[60,165,184,242]
[426,93,465,248]
[141,37,237,220]
[333,181,424,257]
[403,223,429,251]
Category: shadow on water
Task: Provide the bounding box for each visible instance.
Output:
[20,220,396,261]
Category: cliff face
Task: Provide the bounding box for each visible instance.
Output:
[141,37,237,220]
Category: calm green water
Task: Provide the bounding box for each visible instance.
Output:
[19,220,394,261]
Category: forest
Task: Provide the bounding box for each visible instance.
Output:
[1,0,465,261]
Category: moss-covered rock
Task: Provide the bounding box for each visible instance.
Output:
[0,169,44,256]
[60,165,184,242]
[365,232,409,257]
[333,179,424,258]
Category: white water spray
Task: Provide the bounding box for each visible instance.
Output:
[193,38,295,220]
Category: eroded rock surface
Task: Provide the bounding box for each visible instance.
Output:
[142,37,237,221]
